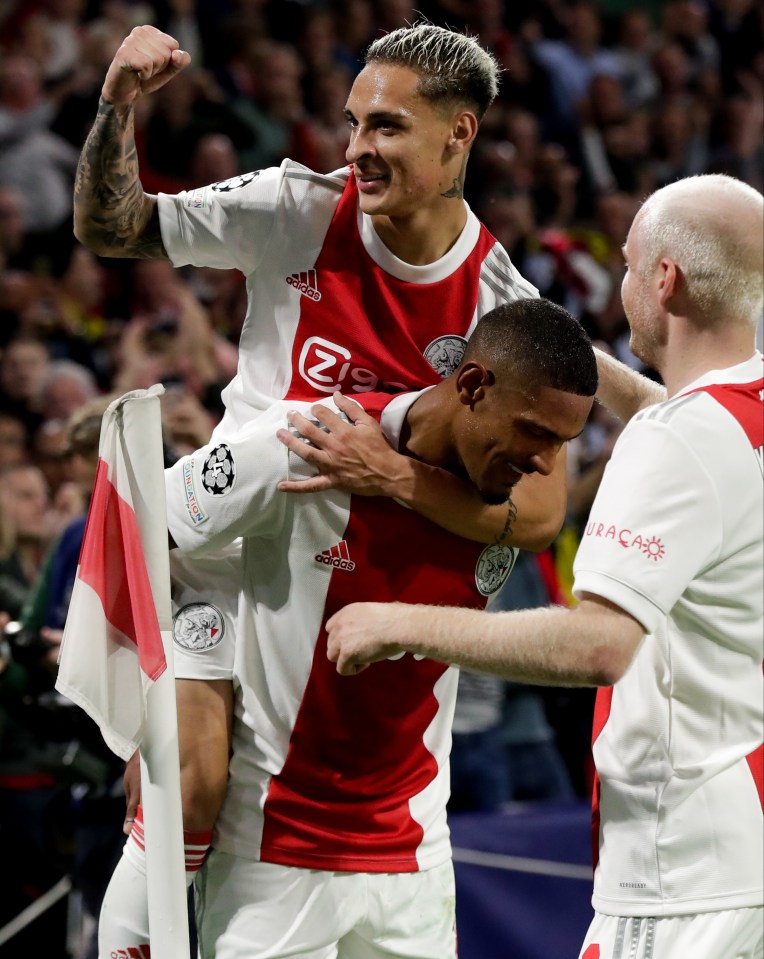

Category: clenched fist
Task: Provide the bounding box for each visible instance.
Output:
[102,25,191,106]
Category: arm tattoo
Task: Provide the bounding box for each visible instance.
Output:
[494,496,517,545]
[74,97,167,259]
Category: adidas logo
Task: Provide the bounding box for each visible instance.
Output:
[286,270,322,302]
[315,540,355,571]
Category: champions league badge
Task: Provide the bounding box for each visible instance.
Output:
[475,544,518,596]
[173,603,224,652]
[423,335,468,378]
[202,444,235,495]
[211,171,260,192]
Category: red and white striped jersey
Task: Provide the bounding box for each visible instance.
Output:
[166,391,518,873]
[157,160,538,425]
[573,354,764,916]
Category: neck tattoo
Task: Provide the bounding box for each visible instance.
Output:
[441,178,463,199]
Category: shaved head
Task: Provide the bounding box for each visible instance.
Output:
[633,175,763,329]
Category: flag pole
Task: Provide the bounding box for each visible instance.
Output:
[121,386,190,959]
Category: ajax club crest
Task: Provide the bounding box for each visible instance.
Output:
[173,603,225,652]
[423,335,468,378]
[475,544,518,596]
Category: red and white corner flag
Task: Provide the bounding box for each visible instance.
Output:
[56,385,167,759]
[56,384,190,959]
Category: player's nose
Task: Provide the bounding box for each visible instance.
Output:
[527,447,557,477]
[346,127,374,164]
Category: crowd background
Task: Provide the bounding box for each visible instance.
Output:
[0,0,761,956]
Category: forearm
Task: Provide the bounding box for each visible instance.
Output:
[336,598,642,686]
[594,347,665,423]
[405,606,629,685]
[392,457,563,549]
[177,678,232,831]
[73,97,165,259]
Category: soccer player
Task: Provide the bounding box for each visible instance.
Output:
[325,174,764,959]
[72,21,568,549]
[74,22,573,952]
[159,299,597,958]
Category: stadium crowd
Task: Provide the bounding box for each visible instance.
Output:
[0,0,761,956]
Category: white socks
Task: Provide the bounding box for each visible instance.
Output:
[97,806,212,958]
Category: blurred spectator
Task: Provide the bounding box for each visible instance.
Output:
[709,88,764,190]
[186,264,247,347]
[661,0,720,82]
[38,358,99,422]
[0,337,49,434]
[648,100,709,187]
[0,410,28,467]
[49,15,125,149]
[209,15,268,100]
[331,0,375,76]
[231,39,307,171]
[19,0,89,84]
[565,399,623,537]
[583,191,643,341]
[464,0,514,70]
[294,6,343,77]
[494,24,553,117]
[120,259,233,399]
[708,0,763,96]
[0,54,79,270]
[0,463,51,618]
[44,245,109,369]
[649,40,693,107]
[159,384,216,457]
[188,131,240,186]
[476,189,546,288]
[532,0,622,146]
[577,71,649,196]
[296,62,354,172]
[158,0,204,68]
[610,8,659,109]
[32,417,71,495]
[0,184,26,270]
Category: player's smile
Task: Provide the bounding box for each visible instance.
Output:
[355,169,389,193]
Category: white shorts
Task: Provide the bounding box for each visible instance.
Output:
[195,852,457,959]
[169,544,240,681]
[579,908,764,959]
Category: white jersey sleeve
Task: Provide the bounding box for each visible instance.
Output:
[165,401,321,556]
[572,408,721,631]
[157,164,287,275]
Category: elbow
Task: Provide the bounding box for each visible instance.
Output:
[588,642,636,687]
[519,514,564,552]
[73,216,105,257]
[181,756,228,832]
[73,225,118,260]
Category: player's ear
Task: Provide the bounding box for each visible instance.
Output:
[446,110,478,157]
[657,256,679,310]
[456,362,493,407]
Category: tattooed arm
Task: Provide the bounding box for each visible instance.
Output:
[73,25,191,259]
